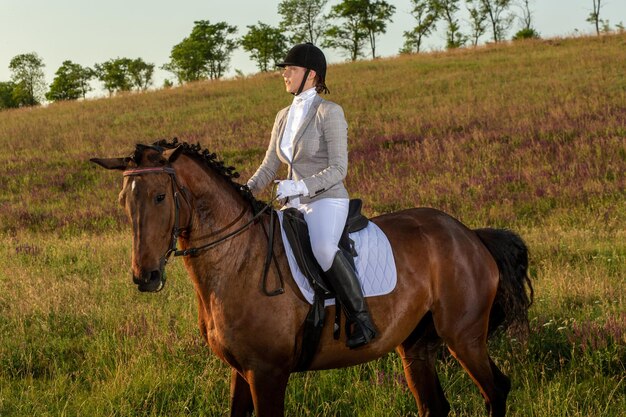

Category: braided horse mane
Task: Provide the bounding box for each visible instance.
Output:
[143,138,264,212]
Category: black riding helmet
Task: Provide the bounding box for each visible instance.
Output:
[277,43,329,95]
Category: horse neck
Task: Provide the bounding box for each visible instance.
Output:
[173,155,260,293]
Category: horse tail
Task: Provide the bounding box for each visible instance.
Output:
[474,228,534,337]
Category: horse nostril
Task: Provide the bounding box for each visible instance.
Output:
[133,270,165,292]
[150,270,161,282]
[133,270,156,285]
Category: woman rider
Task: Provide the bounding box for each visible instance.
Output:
[246,43,376,349]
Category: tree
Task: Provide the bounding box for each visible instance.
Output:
[202,22,238,80]
[162,39,206,84]
[128,58,154,91]
[94,58,134,95]
[95,58,154,95]
[241,22,289,72]
[432,0,467,49]
[512,0,539,40]
[480,0,515,42]
[278,0,329,44]
[46,60,94,101]
[323,0,369,61]
[467,0,489,46]
[361,0,396,59]
[587,0,602,36]
[9,52,46,107]
[516,0,533,31]
[163,20,238,84]
[600,19,612,34]
[0,81,18,109]
[401,0,439,54]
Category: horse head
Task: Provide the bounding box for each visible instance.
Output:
[91,143,187,292]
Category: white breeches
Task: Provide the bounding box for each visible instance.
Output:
[286,198,349,271]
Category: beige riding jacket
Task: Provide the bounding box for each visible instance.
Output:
[247,95,349,204]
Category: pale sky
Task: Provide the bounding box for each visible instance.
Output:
[1,0,624,95]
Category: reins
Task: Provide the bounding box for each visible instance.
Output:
[259,206,285,296]
[174,201,273,257]
[123,166,284,295]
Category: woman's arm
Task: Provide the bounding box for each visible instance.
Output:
[246,110,286,195]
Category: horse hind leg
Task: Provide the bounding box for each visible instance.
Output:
[489,357,511,405]
[445,334,510,417]
[397,312,451,417]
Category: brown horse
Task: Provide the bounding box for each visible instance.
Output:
[91,139,533,417]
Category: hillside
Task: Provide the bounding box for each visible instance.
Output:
[1,34,624,232]
[0,34,624,416]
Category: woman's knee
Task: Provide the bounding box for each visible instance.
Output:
[311,243,338,272]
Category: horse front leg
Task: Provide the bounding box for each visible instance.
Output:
[246,369,290,417]
[230,369,254,417]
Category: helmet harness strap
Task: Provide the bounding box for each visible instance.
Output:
[295,68,311,96]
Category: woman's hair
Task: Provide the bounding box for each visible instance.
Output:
[314,74,330,94]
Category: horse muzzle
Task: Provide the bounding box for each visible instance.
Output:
[133,269,166,292]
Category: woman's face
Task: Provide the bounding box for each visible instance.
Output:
[282,65,316,94]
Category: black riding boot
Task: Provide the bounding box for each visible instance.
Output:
[325,251,377,349]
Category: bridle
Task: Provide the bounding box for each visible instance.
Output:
[123,166,189,272]
[122,166,283,295]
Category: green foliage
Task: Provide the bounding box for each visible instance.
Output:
[479,0,515,42]
[128,58,155,91]
[46,60,94,101]
[432,0,467,48]
[162,20,238,84]
[359,0,396,59]
[278,0,329,44]
[0,81,18,109]
[323,0,370,61]
[324,0,395,59]
[94,58,154,95]
[513,27,541,40]
[8,52,46,106]
[587,0,602,35]
[401,0,439,54]
[241,22,288,72]
[517,0,535,34]
[467,0,489,46]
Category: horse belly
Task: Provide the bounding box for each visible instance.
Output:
[307,284,432,370]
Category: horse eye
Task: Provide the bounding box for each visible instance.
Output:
[155,194,166,203]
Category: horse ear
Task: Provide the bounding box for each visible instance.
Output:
[90,157,131,170]
[163,145,184,163]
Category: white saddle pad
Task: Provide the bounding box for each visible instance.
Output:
[277,211,397,305]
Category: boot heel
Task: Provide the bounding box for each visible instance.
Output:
[324,251,377,348]
[346,321,377,349]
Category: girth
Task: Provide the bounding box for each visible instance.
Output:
[281,199,369,371]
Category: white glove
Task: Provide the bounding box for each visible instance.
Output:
[275,180,308,199]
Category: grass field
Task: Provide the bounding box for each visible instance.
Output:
[0,34,624,416]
